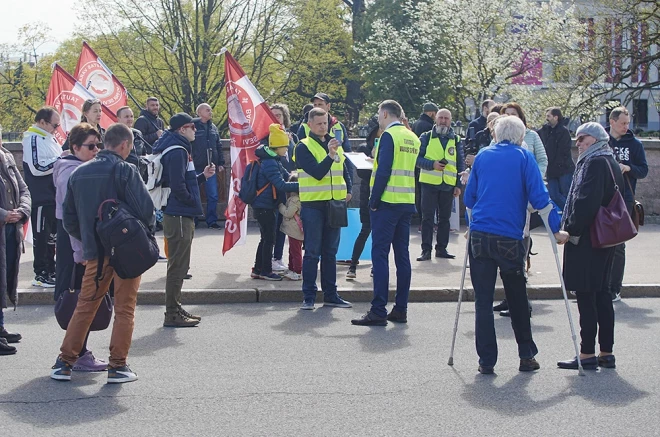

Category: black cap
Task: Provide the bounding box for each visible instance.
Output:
[311,93,330,103]
[422,102,439,113]
[168,113,199,131]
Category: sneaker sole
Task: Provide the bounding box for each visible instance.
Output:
[0,349,17,355]
[50,372,72,381]
[260,276,283,281]
[32,281,55,288]
[163,322,200,328]
[299,305,315,310]
[323,302,352,308]
[73,365,108,372]
[107,376,138,384]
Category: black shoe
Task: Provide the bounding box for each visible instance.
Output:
[351,312,387,326]
[0,337,16,355]
[499,307,532,318]
[184,274,192,280]
[557,356,599,370]
[208,223,222,230]
[598,355,616,369]
[416,251,431,261]
[386,308,407,323]
[435,251,456,259]
[519,358,540,372]
[493,300,508,312]
[0,327,22,343]
[478,365,494,374]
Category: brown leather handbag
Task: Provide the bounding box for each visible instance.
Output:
[590,160,638,249]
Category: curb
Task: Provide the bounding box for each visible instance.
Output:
[15,284,660,306]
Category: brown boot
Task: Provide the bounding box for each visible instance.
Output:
[163,311,200,328]
[178,306,201,321]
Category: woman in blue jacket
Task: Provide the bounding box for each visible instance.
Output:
[251,125,299,281]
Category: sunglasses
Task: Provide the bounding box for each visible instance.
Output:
[48,121,61,129]
[79,142,102,150]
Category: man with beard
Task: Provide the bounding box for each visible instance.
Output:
[134,97,165,147]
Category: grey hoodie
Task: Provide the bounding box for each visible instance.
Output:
[53,156,84,263]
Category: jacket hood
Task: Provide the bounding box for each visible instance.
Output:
[255,144,278,160]
[605,126,636,142]
[153,130,192,154]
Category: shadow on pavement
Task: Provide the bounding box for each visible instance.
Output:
[613,300,660,330]
[0,376,128,427]
[461,372,567,416]
[356,323,411,354]
[564,370,649,406]
[128,326,183,357]
[271,306,339,338]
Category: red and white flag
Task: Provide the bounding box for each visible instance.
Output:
[74,41,128,115]
[45,64,117,145]
[222,50,279,255]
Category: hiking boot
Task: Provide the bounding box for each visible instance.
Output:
[519,357,541,372]
[0,327,22,343]
[346,267,356,280]
[386,308,408,323]
[178,306,201,321]
[107,365,138,384]
[51,357,73,381]
[32,273,55,288]
[0,337,16,356]
[73,351,108,372]
[163,312,200,328]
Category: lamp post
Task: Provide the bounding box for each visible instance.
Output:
[655,98,660,133]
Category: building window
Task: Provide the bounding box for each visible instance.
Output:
[633,99,648,129]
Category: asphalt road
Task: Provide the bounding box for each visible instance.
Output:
[1,298,658,436]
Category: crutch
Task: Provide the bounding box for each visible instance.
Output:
[448,209,471,366]
[538,205,585,376]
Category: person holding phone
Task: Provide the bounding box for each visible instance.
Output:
[192,103,225,229]
[416,109,465,261]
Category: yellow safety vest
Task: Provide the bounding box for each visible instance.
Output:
[370,125,420,204]
[419,135,459,186]
[298,136,347,202]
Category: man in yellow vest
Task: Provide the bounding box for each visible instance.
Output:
[416,108,465,261]
[352,100,420,326]
[296,107,353,310]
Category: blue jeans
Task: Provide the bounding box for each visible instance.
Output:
[370,207,413,318]
[300,206,340,302]
[547,173,573,211]
[204,176,219,225]
[469,230,538,367]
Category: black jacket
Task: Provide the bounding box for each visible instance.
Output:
[134,109,165,146]
[191,119,225,173]
[562,155,622,293]
[125,128,151,182]
[467,115,487,141]
[606,128,648,203]
[412,113,434,138]
[62,150,155,261]
[537,123,575,179]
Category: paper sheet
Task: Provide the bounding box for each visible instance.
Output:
[344,152,374,170]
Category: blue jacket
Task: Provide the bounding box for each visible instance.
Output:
[464,141,561,240]
[252,145,299,209]
[607,128,648,203]
[153,130,206,218]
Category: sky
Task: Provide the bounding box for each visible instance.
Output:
[1,0,78,53]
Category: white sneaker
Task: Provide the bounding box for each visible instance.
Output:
[283,271,301,281]
[612,293,622,302]
[271,259,287,271]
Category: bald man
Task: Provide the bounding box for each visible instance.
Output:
[416,108,465,261]
[192,103,225,229]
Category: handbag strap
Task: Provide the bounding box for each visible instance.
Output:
[69,263,78,292]
[604,159,619,192]
[624,174,635,198]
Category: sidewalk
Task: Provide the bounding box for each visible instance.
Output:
[16,224,660,305]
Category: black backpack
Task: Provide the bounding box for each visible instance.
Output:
[94,163,159,284]
[238,159,275,204]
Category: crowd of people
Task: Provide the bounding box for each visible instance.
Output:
[0,92,649,381]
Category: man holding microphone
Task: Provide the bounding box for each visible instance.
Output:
[296,108,353,311]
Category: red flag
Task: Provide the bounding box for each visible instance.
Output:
[74,41,128,115]
[222,51,279,255]
[45,64,118,145]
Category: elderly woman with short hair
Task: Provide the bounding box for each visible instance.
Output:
[557,122,624,371]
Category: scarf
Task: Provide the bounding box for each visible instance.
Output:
[561,139,613,230]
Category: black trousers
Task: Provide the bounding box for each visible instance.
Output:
[31,204,56,276]
[608,201,635,298]
[253,208,277,275]
[576,291,615,355]
[420,185,454,252]
[350,204,372,268]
